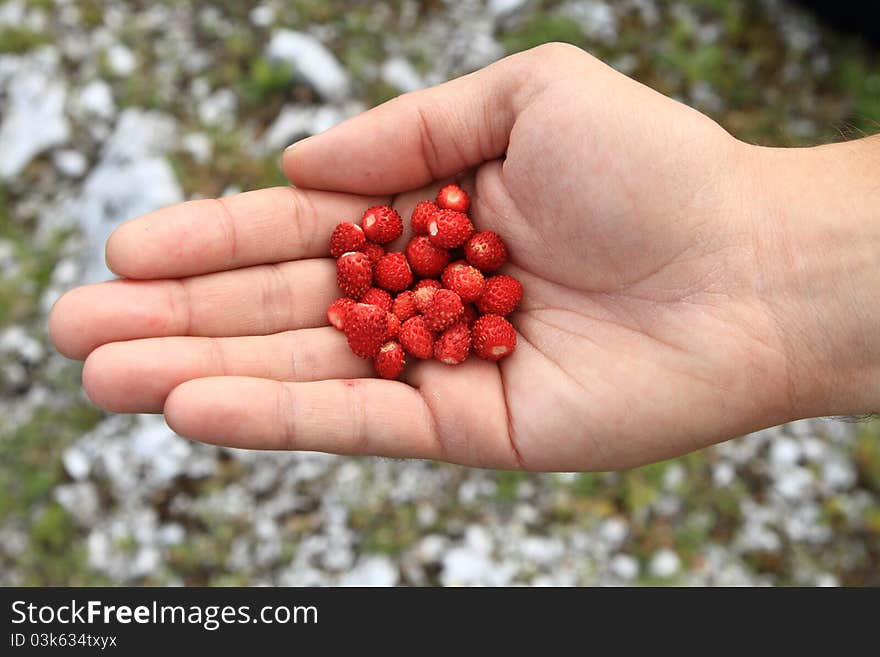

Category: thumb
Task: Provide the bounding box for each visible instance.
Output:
[281,49,536,195]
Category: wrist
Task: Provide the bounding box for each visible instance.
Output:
[743,136,880,418]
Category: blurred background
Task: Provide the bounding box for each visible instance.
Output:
[1,0,879,586]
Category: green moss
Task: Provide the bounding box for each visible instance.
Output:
[358,505,419,555]
[571,473,599,497]
[0,403,103,522]
[0,27,50,54]
[502,15,585,54]
[239,57,295,109]
[853,426,880,490]
[495,471,526,502]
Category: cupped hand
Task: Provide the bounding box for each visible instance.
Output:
[50,43,806,470]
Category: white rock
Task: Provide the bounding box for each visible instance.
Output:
[198,87,237,127]
[261,105,346,152]
[158,523,185,546]
[0,1,25,27]
[489,0,528,16]
[339,556,398,586]
[649,549,681,578]
[0,239,18,278]
[381,57,423,93]
[76,79,116,119]
[770,437,801,467]
[441,547,508,586]
[598,517,628,548]
[416,535,447,563]
[560,0,618,43]
[464,525,493,554]
[815,574,839,587]
[181,132,213,164]
[2,362,26,388]
[54,482,100,523]
[519,536,565,565]
[822,457,856,491]
[62,446,91,480]
[53,149,87,177]
[106,44,136,76]
[250,5,275,26]
[265,30,350,101]
[0,53,70,179]
[713,461,736,487]
[0,325,45,363]
[74,109,182,283]
[663,463,686,489]
[774,465,813,500]
[610,553,640,581]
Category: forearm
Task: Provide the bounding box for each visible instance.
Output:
[745,135,880,418]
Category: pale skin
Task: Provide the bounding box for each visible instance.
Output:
[48,43,880,471]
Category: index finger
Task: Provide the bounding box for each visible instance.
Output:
[106,186,387,279]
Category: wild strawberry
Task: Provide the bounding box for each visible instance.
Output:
[413,279,441,314]
[399,316,435,359]
[329,222,365,258]
[441,260,485,303]
[428,209,473,248]
[411,200,438,235]
[436,184,470,213]
[374,341,405,380]
[361,287,392,311]
[476,275,523,316]
[361,242,385,265]
[344,303,387,357]
[464,231,508,273]
[462,303,479,326]
[434,321,471,365]
[327,297,356,330]
[406,235,451,278]
[361,205,403,244]
[423,289,464,332]
[392,291,418,323]
[336,251,372,298]
[472,314,516,361]
[374,252,413,292]
[385,311,401,340]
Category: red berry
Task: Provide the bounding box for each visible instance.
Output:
[361,205,403,244]
[344,303,387,357]
[411,200,438,235]
[385,311,401,340]
[361,242,385,265]
[392,291,418,323]
[406,235,451,278]
[434,321,471,365]
[476,275,523,316]
[329,222,365,258]
[361,287,392,311]
[423,288,464,332]
[464,231,508,273]
[441,260,485,303]
[327,297,356,330]
[413,279,441,314]
[436,184,470,213]
[472,314,516,361]
[374,252,413,292]
[336,251,372,299]
[461,303,479,327]
[428,209,473,248]
[374,341,405,379]
[399,316,435,359]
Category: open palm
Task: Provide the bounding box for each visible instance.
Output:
[50,44,799,470]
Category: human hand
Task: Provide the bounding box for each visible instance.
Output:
[49,43,879,470]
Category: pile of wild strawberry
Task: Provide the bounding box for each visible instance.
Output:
[327,184,521,379]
